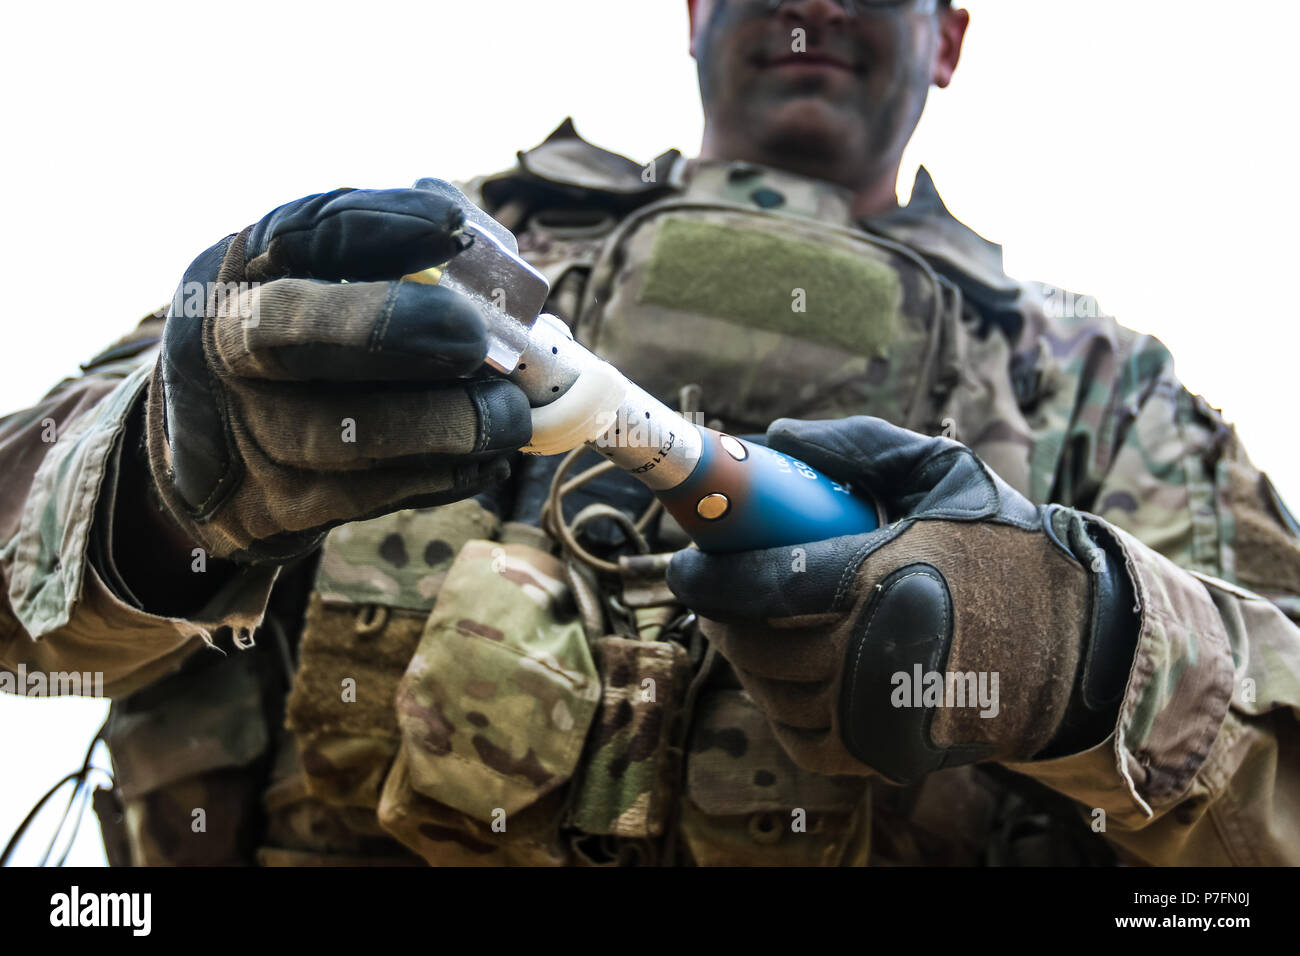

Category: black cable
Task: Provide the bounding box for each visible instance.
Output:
[1,771,83,867]
[2,717,111,867]
[54,769,103,867]
[38,721,106,866]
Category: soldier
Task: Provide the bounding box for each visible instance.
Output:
[2,0,1298,866]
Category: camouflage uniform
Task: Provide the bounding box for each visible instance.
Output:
[3,118,1299,866]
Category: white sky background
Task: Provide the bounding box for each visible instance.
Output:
[0,0,1296,865]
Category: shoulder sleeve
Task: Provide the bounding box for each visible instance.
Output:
[0,314,278,698]
[1008,286,1300,865]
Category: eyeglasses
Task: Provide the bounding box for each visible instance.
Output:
[765,0,942,14]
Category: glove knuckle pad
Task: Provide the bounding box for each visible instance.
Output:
[839,563,953,784]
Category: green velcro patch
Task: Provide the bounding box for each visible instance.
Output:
[639,216,900,356]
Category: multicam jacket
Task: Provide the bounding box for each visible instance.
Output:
[3,119,1298,866]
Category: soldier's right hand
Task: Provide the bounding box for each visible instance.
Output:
[144,187,533,564]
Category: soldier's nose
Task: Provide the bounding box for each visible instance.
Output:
[769,0,853,27]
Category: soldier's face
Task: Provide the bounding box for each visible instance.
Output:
[688,0,968,182]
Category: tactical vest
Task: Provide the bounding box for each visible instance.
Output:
[101,132,1112,867]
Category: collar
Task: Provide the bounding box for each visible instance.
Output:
[864,167,1023,329]
[481,118,680,207]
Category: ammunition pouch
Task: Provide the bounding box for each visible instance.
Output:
[284,500,507,845]
[378,538,601,865]
[679,689,872,866]
[567,635,692,840]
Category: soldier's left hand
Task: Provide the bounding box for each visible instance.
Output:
[667,416,1140,783]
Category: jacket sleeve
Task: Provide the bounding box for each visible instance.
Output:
[1006,292,1300,865]
[0,315,279,699]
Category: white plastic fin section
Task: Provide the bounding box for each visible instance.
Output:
[521,361,628,456]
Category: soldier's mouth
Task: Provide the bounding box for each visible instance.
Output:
[759,52,862,75]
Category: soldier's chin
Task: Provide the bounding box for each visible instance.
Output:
[753,98,857,162]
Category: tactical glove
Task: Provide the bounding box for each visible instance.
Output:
[145,186,531,564]
[667,416,1139,784]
